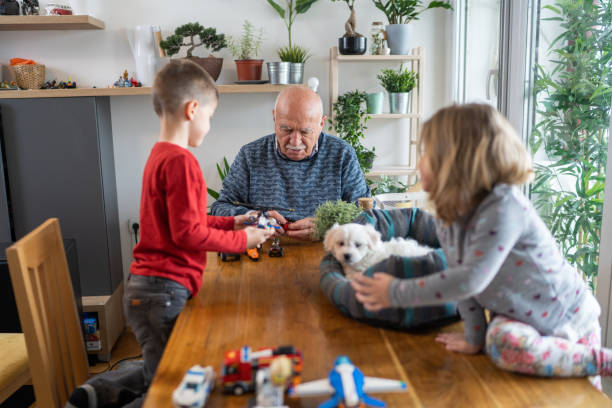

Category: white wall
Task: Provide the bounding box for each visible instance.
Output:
[0,0,453,277]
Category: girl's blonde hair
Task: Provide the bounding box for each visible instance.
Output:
[420,103,534,224]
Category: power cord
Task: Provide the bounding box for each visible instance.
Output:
[131,222,140,244]
[109,354,143,371]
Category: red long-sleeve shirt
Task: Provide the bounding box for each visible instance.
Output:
[131,142,246,295]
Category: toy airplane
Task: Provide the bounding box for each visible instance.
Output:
[289,356,407,408]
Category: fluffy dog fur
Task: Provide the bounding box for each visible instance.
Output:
[323,223,433,279]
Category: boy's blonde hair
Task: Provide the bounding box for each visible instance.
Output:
[152,59,218,117]
[420,103,534,224]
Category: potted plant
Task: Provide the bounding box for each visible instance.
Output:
[372,0,452,54]
[159,22,227,81]
[331,0,367,55]
[314,200,363,240]
[228,20,265,81]
[377,65,417,114]
[329,90,376,174]
[266,0,320,83]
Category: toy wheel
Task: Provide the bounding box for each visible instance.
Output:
[220,253,227,261]
[233,385,244,396]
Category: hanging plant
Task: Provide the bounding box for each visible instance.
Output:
[530,0,611,288]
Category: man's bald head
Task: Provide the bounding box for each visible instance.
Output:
[273,86,327,161]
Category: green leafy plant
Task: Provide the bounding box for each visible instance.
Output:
[329,90,376,174]
[207,157,231,200]
[331,0,363,37]
[377,66,417,93]
[228,20,265,60]
[277,45,311,63]
[160,23,227,57]
[266,0,320,47]
[368,176,409,195]
[529,0,611,288]
[372,0,452,25]
[314,200,363,240]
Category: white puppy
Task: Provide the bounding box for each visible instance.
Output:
[323,223,433,279]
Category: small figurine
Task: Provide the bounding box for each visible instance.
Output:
[21,0,39,15]
[254,356,292,408]
[172,365,215,408]
[222,345,302,396]
[0,80,17,90]
[112,70,143,88]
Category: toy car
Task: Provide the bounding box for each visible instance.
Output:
[219,252,240,262]
[268,238,283,257]
[172,365,215,408]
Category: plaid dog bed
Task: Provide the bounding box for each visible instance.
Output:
[320,207,459,329]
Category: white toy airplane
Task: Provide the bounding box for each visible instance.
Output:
[289,355,407,408]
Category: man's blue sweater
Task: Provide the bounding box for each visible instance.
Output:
[210,132,370,221]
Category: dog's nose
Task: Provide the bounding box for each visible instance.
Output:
[343,253,352,261]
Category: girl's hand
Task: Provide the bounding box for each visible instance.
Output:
[435,332,483,354]
[351,273,394,311]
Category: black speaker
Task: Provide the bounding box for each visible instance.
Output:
[0,239,82,333]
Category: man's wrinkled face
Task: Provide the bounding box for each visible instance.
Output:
[274,105,325,161]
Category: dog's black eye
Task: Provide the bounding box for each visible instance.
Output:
[339,241,344,246]
[355,243,361,248]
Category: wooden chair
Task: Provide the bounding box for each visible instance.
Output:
[6,218,88,408]
[0,333,30,404]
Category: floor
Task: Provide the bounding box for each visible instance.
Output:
[88,328,142,376]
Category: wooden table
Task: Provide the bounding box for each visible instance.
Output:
[144,241,611,407]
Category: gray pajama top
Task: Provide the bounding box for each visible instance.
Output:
[388,184,596,346]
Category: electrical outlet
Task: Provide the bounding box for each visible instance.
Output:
[127,218,139,246]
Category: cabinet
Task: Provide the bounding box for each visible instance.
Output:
[0,97,123,297]
[328,46,424,179]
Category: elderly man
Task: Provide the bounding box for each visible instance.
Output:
[210,85,369,240]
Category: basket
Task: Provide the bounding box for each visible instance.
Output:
[13,64,46,89]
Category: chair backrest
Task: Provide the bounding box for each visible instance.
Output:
[6,218,88,408]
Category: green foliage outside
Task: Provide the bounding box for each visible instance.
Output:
[228,20,265,60]
[530,0,611,289]
[329,90,375,174]
[159,23,227,57]
[207,157,231,201]
[377,66,417,93]
[372,0,452,25]
[368,176,409,196]
[314,200,363,240]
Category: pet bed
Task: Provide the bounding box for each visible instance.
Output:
[319,207,458,329]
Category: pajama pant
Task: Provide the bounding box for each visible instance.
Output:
[485,315,605,389]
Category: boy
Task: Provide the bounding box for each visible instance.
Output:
[68,60,273,408]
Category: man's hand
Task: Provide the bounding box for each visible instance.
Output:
[435,332,483,354]
[234,212,257,230]
[350,273,394,311]
[244,226,274,249]
[285,217,316,240]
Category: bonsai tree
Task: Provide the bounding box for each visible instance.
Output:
[331,0,362,38]
[160,23,227,57]
[372,0,452,24]
[314,200,363,240]
[228,20,265,60]
[377,66,417,93]
[329,90,376,173]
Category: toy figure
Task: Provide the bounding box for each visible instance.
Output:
[21,0,39,15]
[254,356,292,408]
[268,237,283,257]
[113,70,134,88]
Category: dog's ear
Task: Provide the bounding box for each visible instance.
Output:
[364,224,381,249]
[323,224,341,252]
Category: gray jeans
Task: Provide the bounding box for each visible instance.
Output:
[74,274,190,407]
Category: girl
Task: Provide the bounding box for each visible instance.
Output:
[351,104,611,386]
